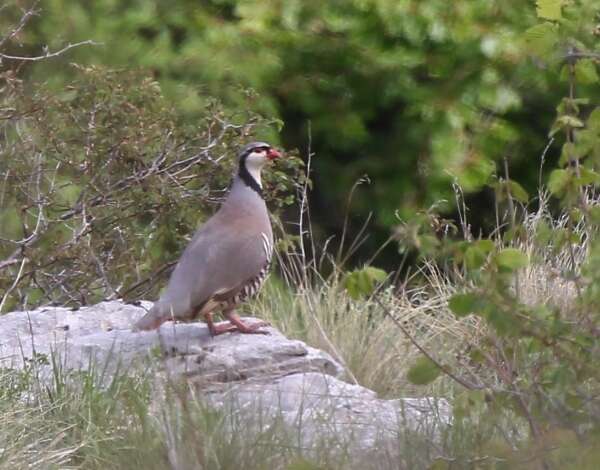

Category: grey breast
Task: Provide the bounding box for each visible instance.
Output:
[157,175,273,317]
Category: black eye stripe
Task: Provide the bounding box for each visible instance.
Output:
[247,147,269,155]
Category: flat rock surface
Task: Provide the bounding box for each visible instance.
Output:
[0,300,450,459]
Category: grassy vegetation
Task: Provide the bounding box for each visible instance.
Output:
[0,335,446,470]
[1,194,597,470]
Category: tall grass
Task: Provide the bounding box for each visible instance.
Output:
[255,264,476,398]
[1,189,597,469]
[0,357,446,469]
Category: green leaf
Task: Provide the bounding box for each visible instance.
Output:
[535,220,552,245]
[449,293,480,317]
[588,206,600,225]
[587,107,600,131]
[364,266,387,282]
[482,303,518,335]
[344,273,361,300]
[576,168,600,186]
[548,169,571,195]
[496,248,529,270]
[343,266,387,300]
[575,59,599,84]
[557,115,585,129]
[474,239,495,253]
[56,183,81,206]
[524,23,559,57]
[459,156,495,191]
[559,142,579,166]
[508,180,529,203]
[406,356,441,385]
[536,0,562,20]
[464,246,487,270]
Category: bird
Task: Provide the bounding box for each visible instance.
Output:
[133,141,281,335]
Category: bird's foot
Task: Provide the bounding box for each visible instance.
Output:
[232,319,270,335]
[209,319,270,336]
[208,322,238,336]
[227,312,270,335]
[205,309,270,336]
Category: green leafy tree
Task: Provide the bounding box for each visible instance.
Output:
[345,1,600,466]
[5,0,598,256]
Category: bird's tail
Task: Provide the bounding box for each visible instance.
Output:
[131,304,166,331]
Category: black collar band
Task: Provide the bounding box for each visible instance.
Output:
[238,155,263,197]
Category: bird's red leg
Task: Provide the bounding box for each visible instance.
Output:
[223,308,270,335]
[204,311,237,336]
[204,311,216,336]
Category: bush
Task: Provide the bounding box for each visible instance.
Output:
[372,2,600,467]
[0,66,303,312]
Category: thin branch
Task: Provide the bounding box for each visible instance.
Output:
[0,40,100,62]
[297,121,312,283]
[0,256,28,312]
[337,175,370,265]
[373,294,484,390]
[565,51,600,61]
[0,1,40,50]
[0,255,21,270]
[117,261,177,299]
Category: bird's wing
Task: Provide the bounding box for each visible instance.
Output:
[155,215,270,319]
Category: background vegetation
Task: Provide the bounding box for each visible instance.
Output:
[1,0,600,469]
[3,0,598,256]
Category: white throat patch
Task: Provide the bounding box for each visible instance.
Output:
[245,153,268,188]
[246,164,263,188]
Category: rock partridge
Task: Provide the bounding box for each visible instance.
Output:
[133,141,281,335]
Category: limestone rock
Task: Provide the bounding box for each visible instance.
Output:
[0,300,450,461]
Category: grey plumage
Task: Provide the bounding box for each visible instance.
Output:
[133,142,279,334]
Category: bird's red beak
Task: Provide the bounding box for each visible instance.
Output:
[267,148,281,160]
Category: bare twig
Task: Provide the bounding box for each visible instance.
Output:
[0,256,28,312]
[564,51,600,60]
[373,294,484,390]
[297,121,313,282]
[337,175,370,266]
[0,40,100,62]
[0,1,39,50]
[117,261,177,300]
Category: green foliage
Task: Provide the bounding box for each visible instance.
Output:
[548,168,571,195]
[495,179,530,204]
[536,0,563,21]
[5,0,599,244]
[448,293,481,317]
[524,22,560,58]
[406,356,441,386]
[390,1,600,466]
[575,59,600,84]
[495,248,528,271]
[343,265,387,300]
[393,208,456,259]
